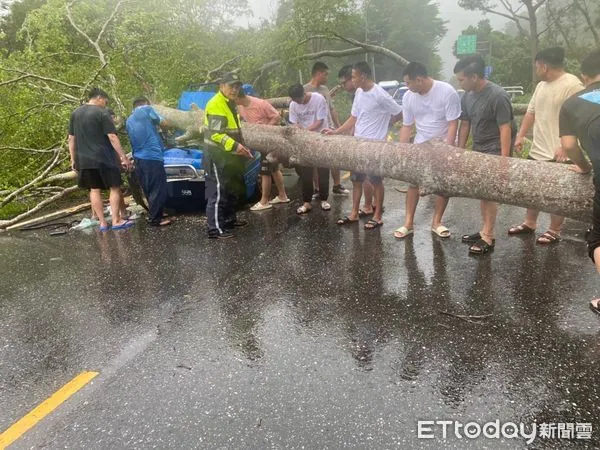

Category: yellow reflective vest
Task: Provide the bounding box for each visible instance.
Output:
[204,91,243,153]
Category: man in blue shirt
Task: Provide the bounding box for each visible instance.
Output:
[126,96,172,226]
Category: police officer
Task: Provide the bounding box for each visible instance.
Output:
[204,72,253,239]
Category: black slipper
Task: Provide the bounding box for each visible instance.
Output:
[468,238,495,255]
[337,216,359,225]
[462,232,481,243]
[364,219,383,230]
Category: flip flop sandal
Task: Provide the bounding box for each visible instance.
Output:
[462,232,481,243]
[99,225,110,232]
[112,220,134,230]
[431,225,451,238]
[296,205,311,215]
[536,230,561,245]
[589,299,600,315]
[321,201,331,211]
[364,219,383,230]
[393,226,413,239]
[337,216,359,225]
[269,197,291,205]
[508,224,535,235]
[358,209,374,217]
[251,202,272,211]
[468,238,495,255]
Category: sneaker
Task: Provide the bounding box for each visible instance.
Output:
[312,191,320,200]
[209,230,235,240]
[332,184,350,195]
[321,201,331,211]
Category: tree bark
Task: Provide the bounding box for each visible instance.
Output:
[152,104,593,223]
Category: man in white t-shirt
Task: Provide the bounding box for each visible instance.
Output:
[288,84,332,215]
[325,61,403,230]
[392,62,461,240]
[508,47,584,244]
[304,61,349,196]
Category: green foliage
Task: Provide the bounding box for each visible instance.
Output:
[0,0,449,218]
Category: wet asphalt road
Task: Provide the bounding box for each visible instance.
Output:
[1,175,600,449]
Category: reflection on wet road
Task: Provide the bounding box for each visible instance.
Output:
[1,178,599,449]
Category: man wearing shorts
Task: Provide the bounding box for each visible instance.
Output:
[557,50,600,314]
[236,89,290,211]
[325,61,402,230]
[455,55,516,255]
[304,61,349,195]
[288,84,331,215]
[509,47,583,244]
[69,88,133,231]
[392,62,461,240]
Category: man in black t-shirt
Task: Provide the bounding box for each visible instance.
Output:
[558,50,600,314]
[455,55,516,256]
[68,88,133,231]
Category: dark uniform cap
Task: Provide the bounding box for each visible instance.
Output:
[221,72,242,86]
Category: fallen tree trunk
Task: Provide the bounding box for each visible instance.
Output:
[5,202,91,231]
[0,185,80,230]
[152,105,594,222]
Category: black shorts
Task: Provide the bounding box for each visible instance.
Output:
[78,168,122,190]
[260,154,279,176]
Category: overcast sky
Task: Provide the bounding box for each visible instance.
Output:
[245,0,506,80]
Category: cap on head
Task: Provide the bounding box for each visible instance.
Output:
[242,84,255,96]
[221,72,242,86]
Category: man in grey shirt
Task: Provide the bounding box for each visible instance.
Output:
[455,55,516,255]
[304,61,349,195]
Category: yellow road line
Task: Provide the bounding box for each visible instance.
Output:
[0,371,98,449]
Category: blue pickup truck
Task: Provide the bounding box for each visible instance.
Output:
[161,90,261,211]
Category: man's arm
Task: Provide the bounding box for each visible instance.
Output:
[330,104,341,128]
[399,125,413,144]
[515,111,534,152]
[446,119,459,146]
[457,120,470,148]
[68,135,76,172]
[499,123,512,157]
[325,115,356,135]
[107,133,133,170]
[562,135,592,173]
[306,119,324,132]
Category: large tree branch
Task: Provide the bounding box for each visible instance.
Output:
[152,105,589,221]
[242,125,592,222]
[96,0,125,45]
[65,1,124,111]
[0,149,62,208]
[256,35,410,83]
[0,186,79,230]
[330,33,409,65]
[205,56,242,82]
[0,68,83,89]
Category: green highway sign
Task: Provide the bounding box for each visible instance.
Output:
[457,35,477,55]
